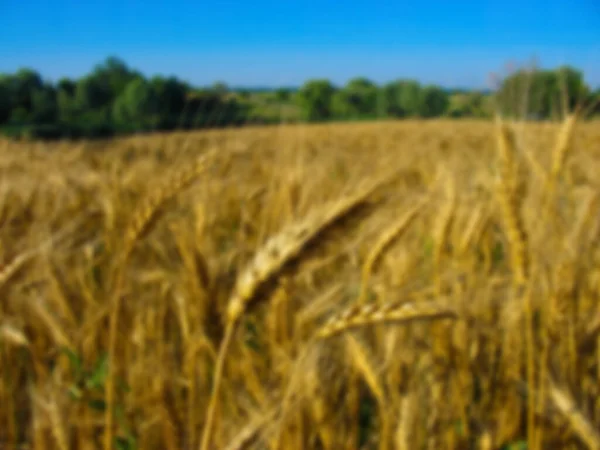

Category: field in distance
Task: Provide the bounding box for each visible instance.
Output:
[1,119,600,450]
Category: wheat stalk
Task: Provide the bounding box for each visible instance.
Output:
[358,198,426,305]
[0,322,29,348]
[199,170,398,450]
[395,389,416,450]
[495,116,537,448]
[0,212,86,290]
[494,118,529,285]
[223,406,280,450]
[432,175,456,295]
[344,333,386,405]
[103,151,214,450]
[226,171,397,324]
[550,112,579,181]
[548,375,600,450]
[122,153,214,258]
[537,112,580,232]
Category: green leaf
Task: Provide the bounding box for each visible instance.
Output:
[117,377,131,394]
[492,240,505,265]
[60,347,83,379]
[87,398,107,411]
[68,384,83,400]
[358,392,377,446]
[85,352,108,390]
[501,440,527,450]
[114,432,137,450]
[454,419,464,437]
[243,319,262,352]
[423,236,435,259]
[114,404,126,425]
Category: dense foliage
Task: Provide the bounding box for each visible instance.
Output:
[0,57,598,139]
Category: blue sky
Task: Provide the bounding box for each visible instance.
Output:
[1,0,599,89]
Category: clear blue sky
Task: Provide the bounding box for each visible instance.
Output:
[1,0,599,89]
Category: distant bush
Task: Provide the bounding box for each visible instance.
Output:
[0,57,596,140]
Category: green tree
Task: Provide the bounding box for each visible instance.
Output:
[297,79,336,121]
[71,76,114,137]
[74,57,139,115]
[398,81,422,117]
[212,81,229,96]
[237,89,252,100]
[589,88,600,116]
[2,69,44,123]
[447,92,490,118]
[380,80,427,118]
[112,78,159,131]
[57,78,76,96]
[30,83,58,124]
[419,85,449,117]
[332,77,379,118]
[0,77,12,124]
[182,90,247,128]
[275,88,291,102]
[555,66,589,110]
[497,66,589,119]
[331,91,350,118]
[14,69,44,109]
[0,57,594,139]
[74,75,113,112]
[55,78,78,123]
[380,82,403,117]
[150,76,189,129]
[91,57,140,101]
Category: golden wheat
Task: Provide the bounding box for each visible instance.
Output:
[316,300,458,339]
[226,169,398,324]
[358,198,426,305]
[1,119,599,450]
[547,375,600,450]
[494,118,530,285]
[550,112,579,181]
[105,151,216,450]
[200,169,398,450]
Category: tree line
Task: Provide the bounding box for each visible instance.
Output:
[0,57,598,140]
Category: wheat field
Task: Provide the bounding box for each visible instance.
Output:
[1,118,600,450]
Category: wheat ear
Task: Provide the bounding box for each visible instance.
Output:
[358,198,426,305]
[199,170,397,450]
[227,170,398,323]
[0,322,29,347]
[223,406,280,450]
[0,213,85,290]
[432,175,456,295]
[316,300,458,340]
[549,112,578,181]
[104,152,213,450]
[123,153,214,256]
[494,118,529,285]
[495,117,536,448]
[548,376,600,450]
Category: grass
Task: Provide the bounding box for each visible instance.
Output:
[0,117,600,449]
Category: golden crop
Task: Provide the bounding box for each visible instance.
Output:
[1,118,600,450]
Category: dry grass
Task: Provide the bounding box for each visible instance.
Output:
[1,118,600,449]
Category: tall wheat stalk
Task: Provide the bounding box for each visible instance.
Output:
[358,198,426,305]
[199,170,398,450]
[494,117,536,448]
[103,153,214,450]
